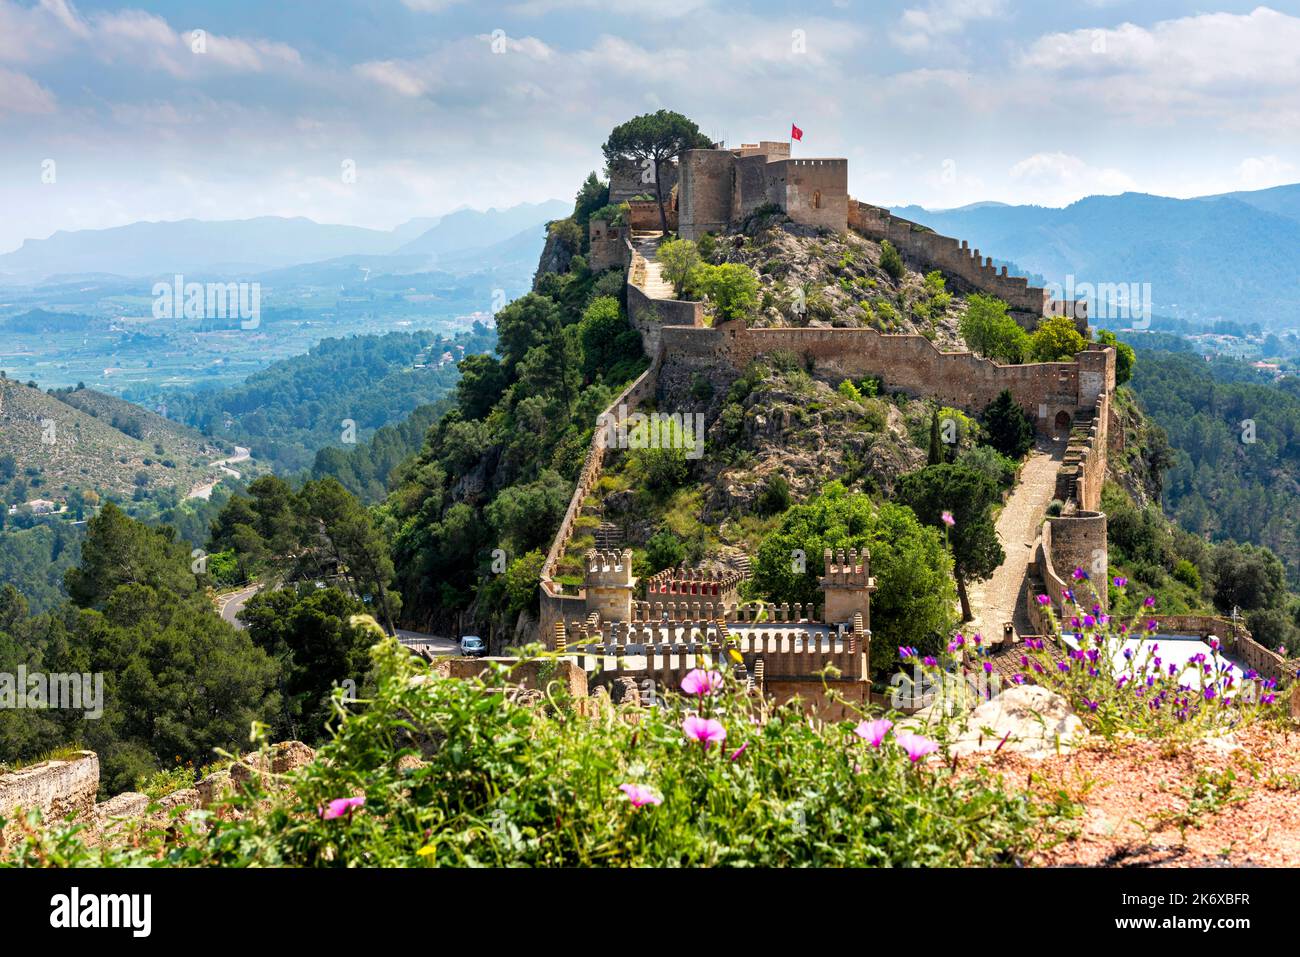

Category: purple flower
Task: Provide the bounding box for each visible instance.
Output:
[941,510,955,527]
[923,655,938,667]
[728,742,749,762]
[854,718,893,747]
[320,796,365,820]
[894,731,939,763]
[681,669,723,697]
[1037,594,1051,606]
[983,661,993,675]
[1112,576,1127,588]
[1083,699,1099,712]
[1072,567,1089,581]
[619,783,663,808]
[683,715,727,748]
[1144,596,1156,608]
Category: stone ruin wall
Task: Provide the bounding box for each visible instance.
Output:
[608,156,678,205]
[0,751,99,850]
[848,200,1087,331]
[658,323,1106,436]
[538,351,663,643]
[0,742,316,853]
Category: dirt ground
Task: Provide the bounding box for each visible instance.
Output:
[964,722,1300,867]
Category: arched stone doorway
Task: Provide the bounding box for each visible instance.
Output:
[1053,410,1072,433]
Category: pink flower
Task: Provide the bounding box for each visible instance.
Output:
[683,715,727,748]
[728,742,748,762]
[894,731,939,763]
[854,718,893,746]
[619,783,663,808]
[941,511,955,527]
[319,796,365,820]
[1036,594,1051,605]
[680,668,723,696]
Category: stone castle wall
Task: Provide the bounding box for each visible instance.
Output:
[609,156,678,205]
[848,200,1086,329]
[538,350,663,643]
[680,148,849,238]
[659,323,1113,435]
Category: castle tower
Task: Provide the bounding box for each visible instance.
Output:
[584,548,637,624]
[819,547,876,629]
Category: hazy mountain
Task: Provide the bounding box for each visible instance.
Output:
[0,201,568,285]
[892,185,1300,327]
[395,200,569,259]
[0,217,397,283]
[432,222,555,275]
[1198,183,1300,225]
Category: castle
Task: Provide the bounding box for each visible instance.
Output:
[546,137,1122,715]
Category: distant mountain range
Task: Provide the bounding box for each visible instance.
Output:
[892,183,1300,329]
[0,200,570,285]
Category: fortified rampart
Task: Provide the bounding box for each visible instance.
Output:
[538,354,662,638]
[657,322,1113,436]
[848,200,1087,330]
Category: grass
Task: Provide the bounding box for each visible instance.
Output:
[0,743,86,775]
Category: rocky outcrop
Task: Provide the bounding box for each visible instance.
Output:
[948,685,1086,759]
[533,226,576,289]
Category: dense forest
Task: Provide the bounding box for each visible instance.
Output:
[147,327,494,473]
[1130,348,1300,587]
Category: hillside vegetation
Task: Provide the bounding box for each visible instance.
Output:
[0,378,233,506]
[158,327,493,474]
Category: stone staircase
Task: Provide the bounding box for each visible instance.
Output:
[631,231,675,300]
[594,521,621,550]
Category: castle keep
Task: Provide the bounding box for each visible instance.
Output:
[678,140,848,239]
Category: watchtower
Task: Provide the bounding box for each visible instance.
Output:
[584,548,637,623]
[819,547,876,629]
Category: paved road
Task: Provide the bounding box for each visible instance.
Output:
[216,583,260,628]
[187,446,251,500]
[397,630,460,655]
[965,438,1065,641]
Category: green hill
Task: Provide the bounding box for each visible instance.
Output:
[0,379,239,506]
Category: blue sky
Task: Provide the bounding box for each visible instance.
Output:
[2,0,1298,252]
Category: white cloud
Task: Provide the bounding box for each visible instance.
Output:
[1009,152,1138,205]
[892,0,1006,53]
[508,0,712,16]
[1020,8,1300,96]
[1237,155,1296,190]
[0,66,56,113]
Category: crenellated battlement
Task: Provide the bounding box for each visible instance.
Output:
[821,547,871,584]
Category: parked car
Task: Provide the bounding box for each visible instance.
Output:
[459,635,486,657]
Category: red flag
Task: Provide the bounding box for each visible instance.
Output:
[791,123,803,141]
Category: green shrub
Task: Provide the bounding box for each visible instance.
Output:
[879,240,904,280]
[1173,558,1201,592]
[756,474,792,515]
